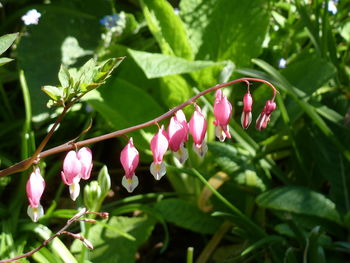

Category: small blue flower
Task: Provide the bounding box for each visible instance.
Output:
[100,14,119,29]
[278,58,287,69]
[328,1,337,15]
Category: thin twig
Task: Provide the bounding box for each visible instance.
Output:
[0,209,108,262]
[0,77,277,178]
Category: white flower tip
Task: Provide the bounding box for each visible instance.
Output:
[193,142,208,158]
[215,126,226,142]
[150,162,166,180]
[27,204,44,222]
[69,183,80,201]
[122,174,139,193]
[174,145,188,164]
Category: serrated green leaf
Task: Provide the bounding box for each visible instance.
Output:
[128,49,220,79]
[140,0,192,59]
[16,2,109,116]
[0,33,18,55]
[0,57,13,67]
[154,198,222,234]
[256,187,342,224]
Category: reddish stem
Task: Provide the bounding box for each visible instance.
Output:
[0,78,277,178]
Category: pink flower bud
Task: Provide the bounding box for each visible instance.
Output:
[241,92,253,129]
[120,138,140,193]
[150,125,169,180]
[61,147,93,201]
[256,100,277,131]
[167,116,186,152]
[26,167,45,208]
[213,90,232,141]
[175,110,188,141]
[77,147,93,180]
[189,105,207,156]
[61,151,82,185]
[26,167,45,222]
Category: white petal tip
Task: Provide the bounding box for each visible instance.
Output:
[174,145,188,164]
[150,162,166,180]
[122,175,139,193]
[69,183,80,201]
[27,205,44,222]
[193,142,208,158]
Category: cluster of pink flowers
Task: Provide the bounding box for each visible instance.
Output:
[25,88,276,221]
[25,147,93,221]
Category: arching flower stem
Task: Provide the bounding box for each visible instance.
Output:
[0,78,278,178]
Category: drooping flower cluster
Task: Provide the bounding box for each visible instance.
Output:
[61,147,93,201]
[115,87,276,193]
[25,84,277,222]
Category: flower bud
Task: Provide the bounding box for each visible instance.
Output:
[120,138,140,192]
[241,92,253,129]
[189,105,207,157]
[26,167,45,222]
[213,90,232,141]
[150,126,169,180]
[256,100,276,131]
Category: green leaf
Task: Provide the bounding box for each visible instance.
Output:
[0,57,13,67]
[154,198,222,234]
[282,57,336,96]
[17,1,110,116]
[241,235,285,256]
[256,187,342,224]
[140,0,192,59]
[0,33,18,55]
[71,215,156,263]
[180,0,269,63]
[58,64,70,88]
[160,75,192,108]
[128,49,220,78]
[41,85,62,101]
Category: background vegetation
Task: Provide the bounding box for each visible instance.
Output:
[0,0,349,262]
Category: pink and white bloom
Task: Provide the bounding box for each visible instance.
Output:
[213,90,232,141]
[256,100,277,131]
[241,92,253,129]
[26,167,45,222]
[167,111,188,164]
[77,147,93,180]
[189,105,207,157]
[150,125,169,180]
[120,138,139,193]
[61,147,93,200]
[175,110,189,141]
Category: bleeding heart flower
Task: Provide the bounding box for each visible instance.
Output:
[150,125,169,180]
[189,105,207,157]
[241,92,253,129]
[213,89,232,141]
[167,112,188,164]
[26,167,45,222]
[120,138,139,193]
[61,147,93,201]
[256,100,276,131]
